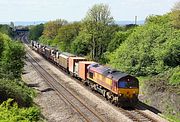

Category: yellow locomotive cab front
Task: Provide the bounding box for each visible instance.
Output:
[118,88,139,98]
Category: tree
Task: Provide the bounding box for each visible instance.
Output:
[29,24,44,40]
[81,3,114,60]
[109,14,180,76]
[0,38,25,79]
[171,1,180,29]
[54,22,81,52]
[42,19,68,39]
[172,1,180,11]
[0,34,4,59]
[107,30,132,52]
[71,31,91,56]
[0,24,13,37]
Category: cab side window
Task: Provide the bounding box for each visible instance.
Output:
[89,72,93,79]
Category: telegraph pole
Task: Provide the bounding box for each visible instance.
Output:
[135,16,137,25]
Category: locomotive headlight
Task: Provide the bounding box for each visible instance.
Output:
[119,93,123,97]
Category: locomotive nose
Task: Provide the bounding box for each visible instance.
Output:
[125,90,137,98]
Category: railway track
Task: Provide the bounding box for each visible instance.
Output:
[25,46,106,122]
[118,107,158,122]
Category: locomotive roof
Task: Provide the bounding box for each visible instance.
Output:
[89,64,131,81]
[110,71,129,81]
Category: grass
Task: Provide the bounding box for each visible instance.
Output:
[163,114,180,122]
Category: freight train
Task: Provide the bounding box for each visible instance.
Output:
[31,41,139,107]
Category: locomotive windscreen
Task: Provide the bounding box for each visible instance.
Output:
[118,78,138,88]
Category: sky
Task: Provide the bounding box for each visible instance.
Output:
[0,0,178,22]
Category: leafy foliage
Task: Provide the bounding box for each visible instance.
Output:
[107,30,132,52]
[42,19,68,39]
[54,22,81,52]
[0,79,34,107]
[109,14,180,76]
[29,24,44,40]
[169,66,180,85]
[0,99,40,122]
[81,3,114,61]
[171,1,180,29]
[0,34,4,59]
[0,24,14,37]
[71,31,91,56]
[0,27,40,121]
[0,35,25,79]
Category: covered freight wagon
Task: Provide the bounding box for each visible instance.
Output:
[58,52,75,71]
[78,61,96,81]
[69,57,86,76]
[54,51,61,64]
[44,47,51,59]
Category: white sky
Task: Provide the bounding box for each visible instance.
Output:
[0,0,178,22]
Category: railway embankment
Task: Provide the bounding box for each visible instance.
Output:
[139,75,180,122]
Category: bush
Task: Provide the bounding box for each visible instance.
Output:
[108,13,180,76]
[0,34,25,79]
[0,99,40,122]
[0,24,14,37]
[0,79,34,107]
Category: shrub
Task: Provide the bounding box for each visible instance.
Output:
[0,99,40,122]
[108,13,180,76]
[0,79,34,107]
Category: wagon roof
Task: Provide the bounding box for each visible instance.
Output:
[61,52,75,57]
[70,57,86,60]
[79,61,96,64]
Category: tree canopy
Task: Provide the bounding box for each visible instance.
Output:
[29,24,44,40]
[0,33,25,79]
[42,19,68,39]
[171,1,180,28]
[108,13,180,78]
[77,3,115,60]
[54,22,81,52]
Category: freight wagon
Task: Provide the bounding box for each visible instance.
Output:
[69,57,86,76]
[58,52,75,72]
